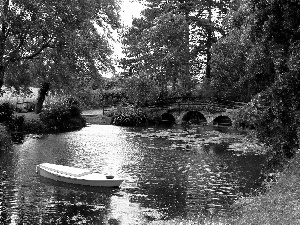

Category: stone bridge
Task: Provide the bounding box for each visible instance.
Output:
[159,109,237,126]
[145,97,245,126]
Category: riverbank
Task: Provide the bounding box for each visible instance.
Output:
[229,150,300,224]
[14,108,112,125]
[147,151,300,224]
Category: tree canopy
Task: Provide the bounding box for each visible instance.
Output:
[208,0,300,163]
[120,0,232,97]
[0,0,120,92]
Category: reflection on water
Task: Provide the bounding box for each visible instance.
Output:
[0,124,265,224]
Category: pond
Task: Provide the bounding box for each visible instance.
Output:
[0,124,266,224]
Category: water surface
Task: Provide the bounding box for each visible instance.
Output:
[0,124,265,224]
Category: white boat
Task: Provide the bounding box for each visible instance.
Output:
[36,163,124,187]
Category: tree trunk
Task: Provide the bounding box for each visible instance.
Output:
[0,66,4,90]
[35,82,50,114]
[0,0,10,91]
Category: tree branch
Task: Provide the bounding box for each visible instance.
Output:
[8,37,53,62]
[23,40,51,60]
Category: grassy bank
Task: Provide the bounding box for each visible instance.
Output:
[229,150,300,224]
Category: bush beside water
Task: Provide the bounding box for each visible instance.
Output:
[0,99,86,134]
[40,102,86,132]
[111,106,148,126]
[0,103,14,123]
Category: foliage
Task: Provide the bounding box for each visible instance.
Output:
[0,102,14,123]
[210,3,275,102]
[4,115,25,132]
[0,102,26,132]
[122,75,160,106]
[208,0,300,167]
[254,71,300,167]
[120,0,232,96]
[234,101,260,130]
[103,89,127,106]
[23,119,46,134]
[231,151,300,225]
[40,100,86,132]
[247,1,300,164]
[0,0,120,94]
[111,106,148,126]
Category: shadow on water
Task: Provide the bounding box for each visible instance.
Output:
[39,176,121,193]
[10,132,25,144]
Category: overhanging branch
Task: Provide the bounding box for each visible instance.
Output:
[23,38,52,60]
[8,37,54,63]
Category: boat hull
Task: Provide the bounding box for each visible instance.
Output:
[36,163,123,188]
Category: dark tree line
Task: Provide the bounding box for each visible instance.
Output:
[210,0,300,164]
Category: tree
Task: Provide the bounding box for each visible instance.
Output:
[123,74,160,106]
[188,0,231,80]
[248,0,300,161]
[120,0,232,98]
[210,0,300,164]
[0,0,120,106]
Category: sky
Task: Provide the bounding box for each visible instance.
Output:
[112,1,145,58]
[105,1,144,77]
[120,1,145,27]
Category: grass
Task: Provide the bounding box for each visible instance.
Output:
[229,151,300,224]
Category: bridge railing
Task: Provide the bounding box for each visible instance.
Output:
[144,97,247,111]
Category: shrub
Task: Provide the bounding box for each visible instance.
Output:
[111,106,148,126]
[234,101,260,130]
[4,115,25,132]
[0,103,14,123]
[40,101,86,132]
[23,119,47,134]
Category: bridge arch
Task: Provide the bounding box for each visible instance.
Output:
[213,115,232,126]
[182,111,207,124]
[161,112,176,124]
